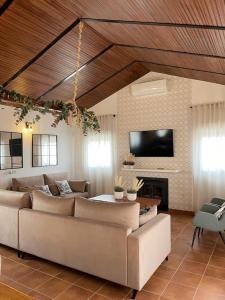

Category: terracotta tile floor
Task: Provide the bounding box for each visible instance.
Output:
[0,214,224,299]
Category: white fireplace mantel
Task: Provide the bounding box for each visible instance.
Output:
[121,168,181,174]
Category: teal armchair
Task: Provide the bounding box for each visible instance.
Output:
[192,203,225,247]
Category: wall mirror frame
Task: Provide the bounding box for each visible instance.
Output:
[32,134,58,167]
[0,131,23,170]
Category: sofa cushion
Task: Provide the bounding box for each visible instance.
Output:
[75,197,140,231]
[32,190,75,216]
[19,185,52,195]
[69,180,86,193]
[62,192,88,198]
[0,189,31,208]
[139,205,157,226]
[12,175,45,191]
[56,180,72,196]
[44,172,68,185]
[44,173,68,196]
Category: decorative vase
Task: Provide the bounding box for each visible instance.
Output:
[127,193,137,201]
[114,191,124,199]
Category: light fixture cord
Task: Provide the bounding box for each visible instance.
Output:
[72,21,84,110]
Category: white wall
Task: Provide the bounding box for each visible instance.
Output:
[91,93,118,116]
[192,80,225,105]
[0,106,73,188]
[92,74,225,211]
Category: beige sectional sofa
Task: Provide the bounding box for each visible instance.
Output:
[11,172,91,198]
[0,188,171,299]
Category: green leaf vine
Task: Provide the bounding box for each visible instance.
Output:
[0,85,100,135]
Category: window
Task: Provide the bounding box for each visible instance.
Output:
[201,136,225,171]
[87,141,111,168]
[0,131,23,170]
[32,134,57,167]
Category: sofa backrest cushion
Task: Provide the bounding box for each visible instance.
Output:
[12,175,45,191]
[69,180,86,193]
[32,190,74,216]
[43,172,68,196]
[75,197,140,231]
[0,189,31,208]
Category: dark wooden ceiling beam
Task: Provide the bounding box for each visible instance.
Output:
[137,61,225,77]
[81,17,225,30]
[0,0,13,16]
[37,44,114,100]
[76,60,136,100]
[2,18,81,87]
[116,44,225,60]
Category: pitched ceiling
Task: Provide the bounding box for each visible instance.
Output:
[1,0,225,109]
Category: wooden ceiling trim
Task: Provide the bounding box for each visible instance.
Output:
[124,48,225,74]
[82,18,225,30]
[0,0,13,16]
[37,44,113,100]
[143,62,225,86]
[116,44,225,60]
[3,18,80,87]
[76,61,136,101]
[73,1,225,26]
[138,61,225,78]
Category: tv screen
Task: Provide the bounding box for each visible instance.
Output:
[9,138,22,156]
[129,129,174,157]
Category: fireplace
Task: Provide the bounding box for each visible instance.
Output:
[137,177,168,211]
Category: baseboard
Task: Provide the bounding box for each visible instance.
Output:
[168,209,194,216]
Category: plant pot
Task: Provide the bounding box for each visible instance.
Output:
[114,191,124,199]
[129,165,134,169]
[123,165,129,169]
[127,193,137,201]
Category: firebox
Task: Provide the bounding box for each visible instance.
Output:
[137,177,168,211]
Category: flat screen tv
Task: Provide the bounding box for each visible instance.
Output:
[129,129,174,157]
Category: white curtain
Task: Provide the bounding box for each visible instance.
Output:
[74,115,117,196]
[193,102,225,210]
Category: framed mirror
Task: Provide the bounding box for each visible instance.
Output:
[32,134,58,167]
[0,131,23,170]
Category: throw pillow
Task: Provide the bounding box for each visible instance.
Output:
[68,180,86,193]
[37,185,52,195]
[48,184,60,196]
[139,205,157,226]
[56,180,72,196]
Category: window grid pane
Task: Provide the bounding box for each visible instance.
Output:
[32,134,57,167]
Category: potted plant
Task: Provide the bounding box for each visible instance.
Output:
[123,153,135,169]
[114,176,126,199]
[127,178,144,201]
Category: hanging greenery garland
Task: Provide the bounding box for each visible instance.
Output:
[0,85,100,135]
[0,21,100,135]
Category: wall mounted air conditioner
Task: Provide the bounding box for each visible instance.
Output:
[131,79,168,97]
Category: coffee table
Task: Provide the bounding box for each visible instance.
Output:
[90,194,161,208]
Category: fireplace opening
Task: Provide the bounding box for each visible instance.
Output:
[137,177,168,211]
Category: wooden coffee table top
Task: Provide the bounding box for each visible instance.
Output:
[90,194,161,208]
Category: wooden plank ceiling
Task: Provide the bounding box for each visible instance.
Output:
[1,0,225,109]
